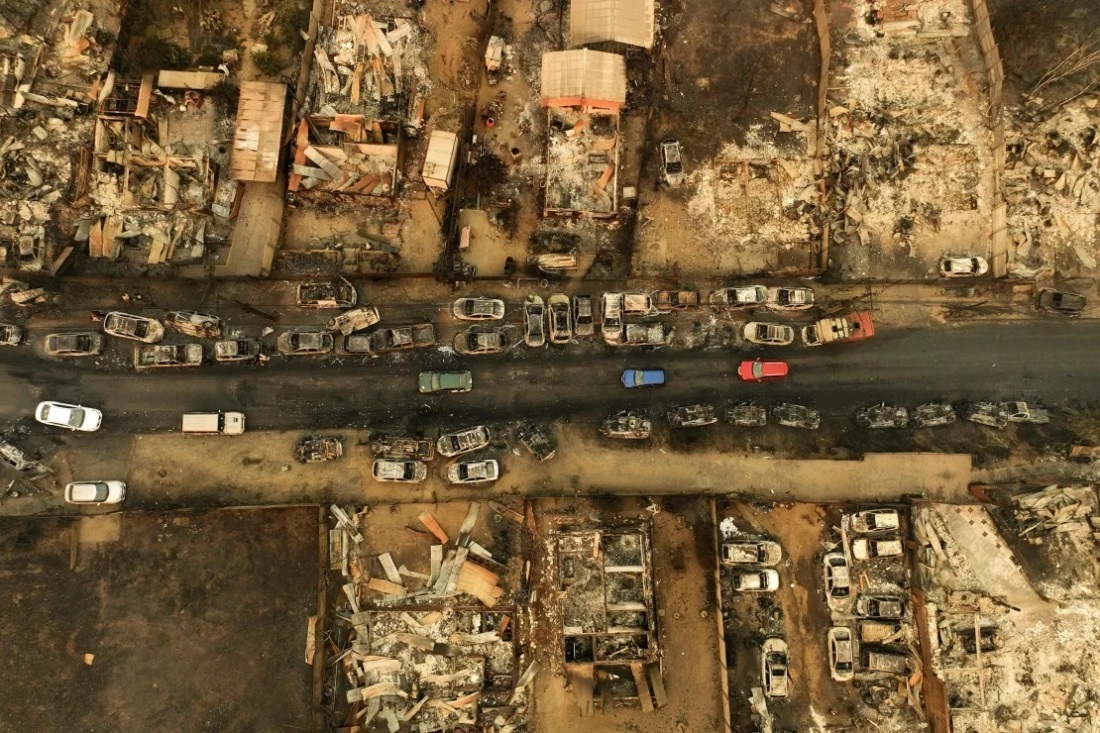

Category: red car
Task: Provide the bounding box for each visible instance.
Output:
[738,359,788,382]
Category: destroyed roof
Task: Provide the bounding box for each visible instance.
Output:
[569,0,655,49]
[230,82,287,182]
[540,50,627,110]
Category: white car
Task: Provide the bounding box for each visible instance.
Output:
[828,627,855,682]
[767,287,815,310]
[823,552,852,612]
[732,568,780,592]
[850,509,900,533]
[35,401,102,432]
[939,256,989,277]
[65,480,126,505]
[851,537,904,560]
[446,458,500,485]
[761,637,790,699]
[743,322,796,346]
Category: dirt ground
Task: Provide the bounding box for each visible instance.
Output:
[0,507,318,732]
[529,496,725,733]
[633,0,822,280]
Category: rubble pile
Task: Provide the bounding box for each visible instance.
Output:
[308,3,430,133]
[0,0,122,272]
[1004,100,1100,276]
[686,132,819,258]
[825,0,990,276]
[914,503,1100,733]
[323,503,532,732]
[544,110,619,215]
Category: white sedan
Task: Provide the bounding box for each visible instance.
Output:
[65,480,126,505]
[939,256,989,277]
[35,401,102,432]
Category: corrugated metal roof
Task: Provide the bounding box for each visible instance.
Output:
[569,0,655,49]
[230,82,287,183]
[540,50,627,109]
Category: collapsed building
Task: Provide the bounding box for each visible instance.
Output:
[551,521,666,713]
[321,503,534,732]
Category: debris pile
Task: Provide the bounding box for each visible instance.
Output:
[544,110,619,215]
[825,0,990,276]
[686,133,819,259]
[1011,484,1098,539]
[324,502,531,732]
[541,520,666,714]
[1004,99,1100,275]
[308,5,429,132]
[914,503,1100,732]
[0,0,122,272]
[288,117,401,197]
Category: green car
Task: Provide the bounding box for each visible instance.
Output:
[418,371,473,394]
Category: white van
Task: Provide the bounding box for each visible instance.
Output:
[181,412,246,435]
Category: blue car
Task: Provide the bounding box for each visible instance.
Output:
[621,369,665,388]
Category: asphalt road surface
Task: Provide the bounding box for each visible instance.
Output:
[0,321,1093,435]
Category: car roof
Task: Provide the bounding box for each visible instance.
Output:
[68,481,105,502]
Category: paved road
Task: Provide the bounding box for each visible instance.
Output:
[0,321,1092,434]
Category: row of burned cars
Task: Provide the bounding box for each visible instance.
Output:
[364,423,555,486]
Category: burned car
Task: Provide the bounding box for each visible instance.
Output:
[856,404,909,429]
[345,323,435,356]
[772,403,821,430]
[373,459,428,483]
[667,404,717,428]
[850,509,900,534]
[965,402,1009,429]
[0,323,22,345]
[599,411,651,439]
[446,459,500,485]
[297,279,357,308]
[851,537,904,560]
[214,338,261,362]
[743,322,795,346]
[437,426,491,458]
[103,312,164,343]
[767,286,815,310]
[325,306,380,335]
[721,540,782,566]
[452,297,505,321]
[134,343,204,369]
[277,330,333,356]
[655,290,699,311]
[828,627,855,682]
[369,434,435,461]
[572,295,594,337]
[911,403,956,427]
[295,436,343,463]
[0,437,41,473]
[547,294,572,344]
[660,138,684,186]
[1000,401,1051,424]
[517,422,556,461]
[856,595,907,620]
[709,285,767,308]
[760,638,790,699]
[454,327,509,356]
[823,552,852,612]
[523,295,546,348]
[725,403,767,427]
[44,332,104,357]
[164,311,222,339]
[1038,288,1086,316]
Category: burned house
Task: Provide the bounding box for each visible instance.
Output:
[554,522,664,711]
[0,1,121,273]
[88,70,271,267]
[322,502,533,732]
[540,50,626,217]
